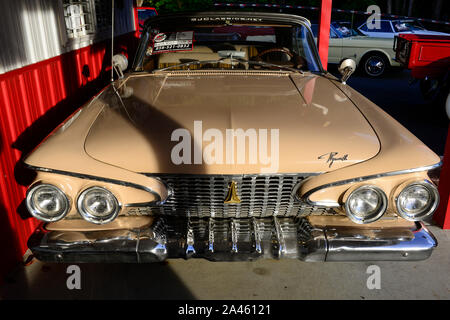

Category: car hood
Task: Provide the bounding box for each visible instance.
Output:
[409,30,449,36]
[84,72,380,174]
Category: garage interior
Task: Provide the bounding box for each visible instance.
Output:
[0,0,449,300]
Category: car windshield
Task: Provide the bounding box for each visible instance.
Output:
[392,20,425,32]
[134,20,321,73]
[331,22,365,37]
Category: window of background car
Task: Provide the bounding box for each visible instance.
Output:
[363,20,394,33]
[392,20,426,32]
[137,23,321,73]
[359,23,368,32]
[311,24,341,38]
[331,22,363,37]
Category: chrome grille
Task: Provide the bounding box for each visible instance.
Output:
[130,174,333,218]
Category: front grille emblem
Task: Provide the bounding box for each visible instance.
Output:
[224,181,241,204]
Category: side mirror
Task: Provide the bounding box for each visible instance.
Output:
[112,54,128,72]
[338,58,356,84]
[112,54,128,80]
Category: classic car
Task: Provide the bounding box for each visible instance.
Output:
[25,12,441,263]
[312,21,400,77]
[358,19,449,39]
[394,33,450,116]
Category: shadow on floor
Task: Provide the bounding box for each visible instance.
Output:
[1,261,195,300]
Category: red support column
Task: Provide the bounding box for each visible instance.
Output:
[434,127,450,229]
[317,0,332,70]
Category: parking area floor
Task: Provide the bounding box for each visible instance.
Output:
[345,69,449,156]
[1,69,449,300]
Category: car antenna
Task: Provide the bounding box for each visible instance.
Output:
[111,0,115,83]
[109,0,135,124]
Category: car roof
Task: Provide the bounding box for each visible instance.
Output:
[143,11,312,28]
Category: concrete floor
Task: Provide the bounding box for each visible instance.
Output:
[1,70,449,300]
[0,223,449,300]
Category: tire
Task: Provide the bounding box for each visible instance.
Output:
[361,52,389,77]
[419,78,439,100]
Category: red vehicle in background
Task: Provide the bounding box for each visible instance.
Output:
[135,7,158,36]
[394,34,450,115]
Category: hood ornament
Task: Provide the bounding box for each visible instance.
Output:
[224,181,241,204]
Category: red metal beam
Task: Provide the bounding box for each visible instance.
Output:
[434,127,450,229]
[0,32,138,283]
[317,0,332,70]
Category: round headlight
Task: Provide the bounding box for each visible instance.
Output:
[344,185,387,224]
[26,184,69,222]
[77,187,120,224]
[395,181,439,221]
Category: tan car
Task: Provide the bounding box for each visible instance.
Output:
[25,12,440,263]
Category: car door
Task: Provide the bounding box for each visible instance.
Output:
[328,27,343,63]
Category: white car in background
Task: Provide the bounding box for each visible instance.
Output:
[312,22,400,77]
[358,19,449,39]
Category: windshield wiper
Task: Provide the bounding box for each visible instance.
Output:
[152,58,227,73]
[152,58,303,74]
[235,58,303,73]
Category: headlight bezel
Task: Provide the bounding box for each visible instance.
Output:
[344,185,388,224]
[26,183,70,222]
[77,186,121,224]
[394,180,439,221]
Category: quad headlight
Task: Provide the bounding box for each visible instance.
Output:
[394,180,439,221]
[344,185,387,224]
[77,187,120,224]
[26,184,70,222]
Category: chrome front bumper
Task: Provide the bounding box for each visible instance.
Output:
[28,217,437,263]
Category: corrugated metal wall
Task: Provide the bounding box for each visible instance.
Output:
[0,0,136,74]
[0,0,137,280]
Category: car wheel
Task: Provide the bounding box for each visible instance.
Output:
[361,53,389,77]
[419,77,439,100]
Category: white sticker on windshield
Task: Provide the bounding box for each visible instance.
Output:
[152,31,194,54]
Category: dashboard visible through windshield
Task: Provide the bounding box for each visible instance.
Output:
[134,21,321,73]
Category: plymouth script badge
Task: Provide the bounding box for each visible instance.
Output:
[318,152,349,168]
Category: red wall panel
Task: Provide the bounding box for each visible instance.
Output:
[0,33,138,281]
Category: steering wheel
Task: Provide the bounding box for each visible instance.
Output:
[255,48,294,61]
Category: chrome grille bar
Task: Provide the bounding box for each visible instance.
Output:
[132,174,333,218]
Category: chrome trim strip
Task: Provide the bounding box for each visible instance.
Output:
[297,162,442,207]
[25,164,165,205]
[142,172,322,177]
